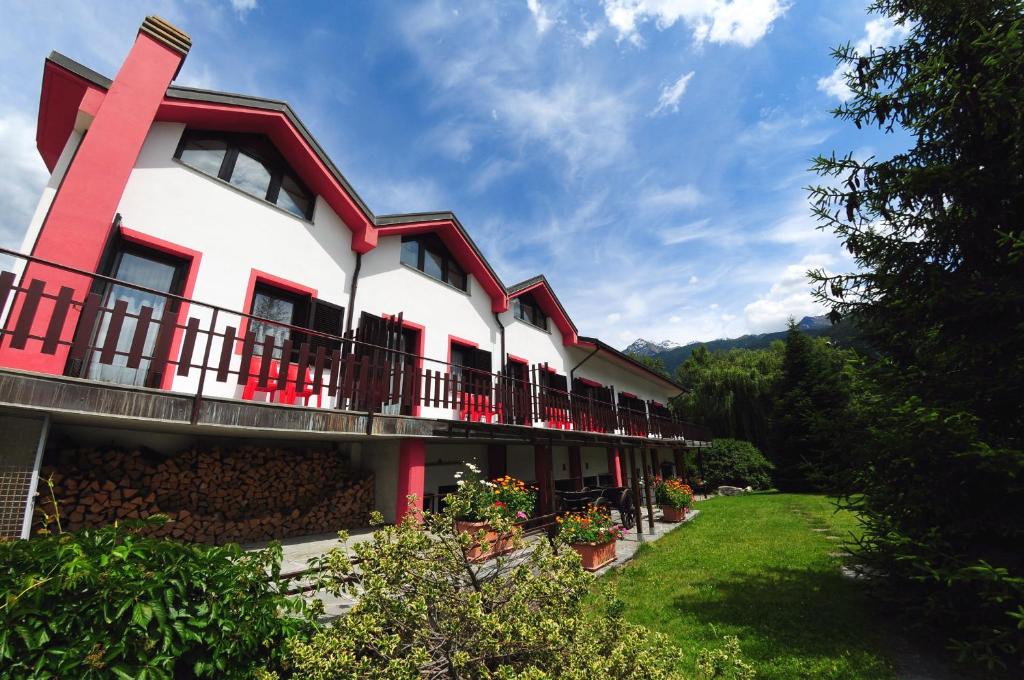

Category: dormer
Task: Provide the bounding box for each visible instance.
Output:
[175,130,315,220]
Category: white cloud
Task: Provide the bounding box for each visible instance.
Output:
[360,176,446,215]
[603,0,788,47]
[0,111,49,250]
[688,275,699,284]
[230,0,257,13]
[818,17,911,101]
[640,184,703,211]
[742,253,832,332]
[526,0,554,34]
[650,70,694,116]
[606,312,622,323]
[670,315,682,323]
[709,303,719,310]
[578,22,603,46]
[659,218,713,245]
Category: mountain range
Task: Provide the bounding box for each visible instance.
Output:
[625,315,850,374]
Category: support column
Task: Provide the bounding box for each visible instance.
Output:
[607,447,623,487]
[568,445,582,490]
[396,438,426,522]
[649,449,660,478]
[487,444,507,479]
[627,448,643,536]
[641,448,656,532]
[534,444,553,514]
[674,449,685,479]
[0,17,191,373]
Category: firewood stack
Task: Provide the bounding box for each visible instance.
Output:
[34,446,374,544]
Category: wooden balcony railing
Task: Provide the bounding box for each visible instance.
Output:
[0,247,712,442]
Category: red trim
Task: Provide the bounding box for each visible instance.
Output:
[544,365,558,374]
[396,438,426,523]
[447,334,479,368]
[2,33,184,376]
[379,222,508,313]
[508,281,578,346]
[620,391,638,400]
[575,376,602,388]
[651,400,664,408]
[383,313,425,417]
[236,269,317,355]
[119,227,203,390]
[506,353,528,365]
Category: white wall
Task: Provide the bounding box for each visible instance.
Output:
[500,310,571,374]
[116,122,358,399]
[567,346,679,406]
[355,234,501,419]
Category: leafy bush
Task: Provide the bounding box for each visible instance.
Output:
[702,439,773,490]
[0,517,313,679]
[274,491,696,678]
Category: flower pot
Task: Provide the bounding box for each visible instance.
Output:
[571,538,617,571]
[456,520,517,562]
[661,505,688,522]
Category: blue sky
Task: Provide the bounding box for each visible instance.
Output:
[0,0,910,349]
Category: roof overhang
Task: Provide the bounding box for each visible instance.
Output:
[376,216,508,313]
[575,336,684,392]
[507,277,578,346]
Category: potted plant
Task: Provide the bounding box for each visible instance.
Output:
[655,477,693,522]
[445,464,535,561]
[557,505,626,571]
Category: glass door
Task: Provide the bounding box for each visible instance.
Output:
[84,243,186,388]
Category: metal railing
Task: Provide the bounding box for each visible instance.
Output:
[0,247,712,442]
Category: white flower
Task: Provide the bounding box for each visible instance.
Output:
[453,471,463,479]
[484,481,496,487]
[457,480,466,486]
[466,463,480,473]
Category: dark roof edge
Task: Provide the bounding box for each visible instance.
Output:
[506,274,578,335]
[374,211,506,291]
[577,335,685,391]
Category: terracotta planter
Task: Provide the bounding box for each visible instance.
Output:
[661,505,688,522]
[571,538,617,571]
[456,520,517,562]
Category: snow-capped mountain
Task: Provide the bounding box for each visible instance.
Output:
[622,339,681,357]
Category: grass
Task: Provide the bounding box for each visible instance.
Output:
[597,492,896,679]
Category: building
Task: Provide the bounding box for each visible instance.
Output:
[0,17,709,543]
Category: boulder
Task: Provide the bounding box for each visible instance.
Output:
[717,485,747,496]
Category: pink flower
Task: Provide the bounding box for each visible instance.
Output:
[516,511,528,519]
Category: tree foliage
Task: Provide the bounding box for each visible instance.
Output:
[808,0,1024,665]
[673,344,783,454]
[771,322,857,491]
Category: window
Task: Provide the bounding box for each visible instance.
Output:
[618,392,646,413]
[572,378,612,404]
[175,130,315,219]
[248,283,344,359]
[512,293,548,330]
[399,235,468,291]
[450,341,492,394]
[78,241,187,388]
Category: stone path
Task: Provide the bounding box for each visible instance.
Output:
[247,504,701,619]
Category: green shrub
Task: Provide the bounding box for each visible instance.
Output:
[0,517,314,679]
[702,439,773,490]
[275,496,697,678]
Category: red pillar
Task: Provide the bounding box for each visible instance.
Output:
[487,444,507,479]
[0,18,190,373]
[607,447,623,487]
[396,438,426,522]
[534,444,553,514]
[568,445,582,490]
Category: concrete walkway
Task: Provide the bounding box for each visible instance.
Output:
[248,503,702,619]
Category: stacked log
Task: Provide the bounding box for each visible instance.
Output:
[34,446,374,544]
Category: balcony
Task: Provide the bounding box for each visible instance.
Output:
[0,248,711,446]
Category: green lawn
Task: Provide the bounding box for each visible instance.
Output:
[599,492,895,679]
